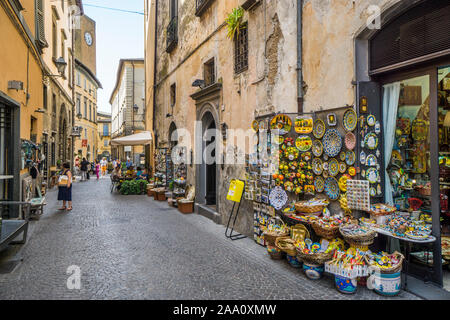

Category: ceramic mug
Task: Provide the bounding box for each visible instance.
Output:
[367,267,401,296]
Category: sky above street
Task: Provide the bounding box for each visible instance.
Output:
[82,0,144,113]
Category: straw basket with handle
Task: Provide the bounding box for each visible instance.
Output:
[339,224,377,248]
[275,236,297,256]
[296,248,334,265]
[263,215,290,247]
[365,251,404,274]
[311,222,340,240]
[295,201,324,214]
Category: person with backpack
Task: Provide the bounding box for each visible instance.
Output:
[57,162,73,211]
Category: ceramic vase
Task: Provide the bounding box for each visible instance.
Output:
[286,255,302,268]
[335,275,357,294]
[367,269,402,296]
[303,263,324,280]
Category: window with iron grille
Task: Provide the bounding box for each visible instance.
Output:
[204,58,215,86]
[234,23,248,74]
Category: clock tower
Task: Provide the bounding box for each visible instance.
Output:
[74,15,97,75]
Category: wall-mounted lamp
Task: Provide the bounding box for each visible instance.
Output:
[46,57,67,77]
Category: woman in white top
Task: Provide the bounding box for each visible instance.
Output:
[57,162,73,211]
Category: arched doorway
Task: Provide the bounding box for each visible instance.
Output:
[169,121,178,148]
[201,111,216,206]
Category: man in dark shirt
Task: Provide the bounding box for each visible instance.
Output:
[80,158,89,181]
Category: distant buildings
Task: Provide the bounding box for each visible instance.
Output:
[96,111,112,161]
[110,59,145,163]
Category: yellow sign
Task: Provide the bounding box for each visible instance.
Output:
[227,179,245,203]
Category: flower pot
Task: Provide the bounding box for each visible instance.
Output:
[286,255,302,268]
[335,275,357,294]
[303,263,324,280]
[367,269,401,296]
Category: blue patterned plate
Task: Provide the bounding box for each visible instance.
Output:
[323,129,342,158]
[325,177,340,200]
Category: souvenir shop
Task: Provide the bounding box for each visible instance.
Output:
[243,0,450,295]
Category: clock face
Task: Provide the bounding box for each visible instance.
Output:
[84,32,93,46]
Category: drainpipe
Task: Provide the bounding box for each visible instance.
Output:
[152,0,159,174]
[297,0,303,113]
[131,61,135,162]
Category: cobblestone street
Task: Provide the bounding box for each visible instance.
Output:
[0,177,420,300]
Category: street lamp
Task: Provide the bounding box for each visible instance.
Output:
[46,57,67,77]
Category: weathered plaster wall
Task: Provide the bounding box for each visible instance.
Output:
[301,0,402,112]
[150,0,299,235]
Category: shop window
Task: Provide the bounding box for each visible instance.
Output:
[204,58,215,87]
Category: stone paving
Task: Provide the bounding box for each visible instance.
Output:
[0,176,420,300]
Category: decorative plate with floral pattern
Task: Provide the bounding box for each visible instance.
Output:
[312,140,323,157]
[314,176,325,193]
[328,158,339,177]
[346,151,356,166]
[323,129,342,158]
[269,186,288,210]
[343,108,357,132]
[313,119,326,139]
[312,158,323,175]
[325,177,340,200]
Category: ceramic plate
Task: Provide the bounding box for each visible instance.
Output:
[367,115,376,127]
[343,108,357,132]
[296,136,313,152]
[314,176,325,193]
[364,133,379,150]
[345,132,356,150]
[339,162,347,174]
[348,166,356,177]
[323,129,342,158]
[312,158,323,176]
[324,177,340,200]
[313,119,326,139]
[328,158,339,177]
[339,175,351,192]
[366,168,379,184]
[269,186,288,210]
[365,154,377,167]
[345,151,356,166]
[312,140,323,157]
[294,116,313,134]
[327,113,337,127]
[251,120,259,132]
[273,135,284,145]
[270,114,292,135]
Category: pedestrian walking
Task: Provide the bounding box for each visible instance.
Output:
[86,161,91,180]
[101,158,107,177]
[80,157,89,181]
[95,160,100,180]
[57,162,73,211]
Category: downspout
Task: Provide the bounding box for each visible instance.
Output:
[131,61,136,162]
[297,0,303,113]
[152,0,158,153]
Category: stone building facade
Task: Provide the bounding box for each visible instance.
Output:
[110,59,145,163]
[145,0,300,235]
[96,111,111,161]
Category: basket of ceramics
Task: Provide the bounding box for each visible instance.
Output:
[311,222,340,240]
[365,252,404,296]
[263,216,290,247]
[339,224,377,248]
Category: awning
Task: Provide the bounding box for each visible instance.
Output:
[110,131,152,146]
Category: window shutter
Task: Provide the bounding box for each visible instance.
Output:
[35,0,46,44]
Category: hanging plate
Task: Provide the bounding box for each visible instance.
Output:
[364,133,379,150]
[323,129,342,158]
[340,151,346,162]
[370,187,377,197]
[270,114,292,135]
[360,150,366,164]
[365,154,377,167]
[296,136,313,152]
[294,116,313,134]
[339,174,351,192]
[314,176,325,193]
[343,108,357,132]
[328,158,339,177]
[348,166,356,177]
[367,115,376,127]
[312,140,323,157]
[346,151,356,166]
[323,170,329,179]
[274,135,285,145]
[312,158,323,176]
[339,162,347,174]
[345,132,356,150]
[366,168,379,184]
[323,161,329,171]
[269,186,288,210]
[324,177,340,201]
[313,119,326,139]
[251,120,259,132]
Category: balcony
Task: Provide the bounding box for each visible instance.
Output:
[166,16,178,53]
[196,0,215,16]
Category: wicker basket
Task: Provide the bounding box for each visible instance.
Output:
[296,248,334,265]
[340,225,377,247]
[267,246,284,260]
[367,204,397,216]
[311,222,340,240]
[295,202,324,214]
[275,237,297,256]
[365,251,404,274]
[263,215,290,246]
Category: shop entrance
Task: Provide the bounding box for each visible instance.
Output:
[200,111,217,207]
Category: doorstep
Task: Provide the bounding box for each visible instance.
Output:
[195,203,221,224]
[404,274,450,300]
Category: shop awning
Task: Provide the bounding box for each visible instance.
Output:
[110,131,153,146]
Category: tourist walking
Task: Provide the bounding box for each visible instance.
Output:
[100,158,107,177]
[80,157,89,181]
[95,160,100,180]
[57,162,73,211]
